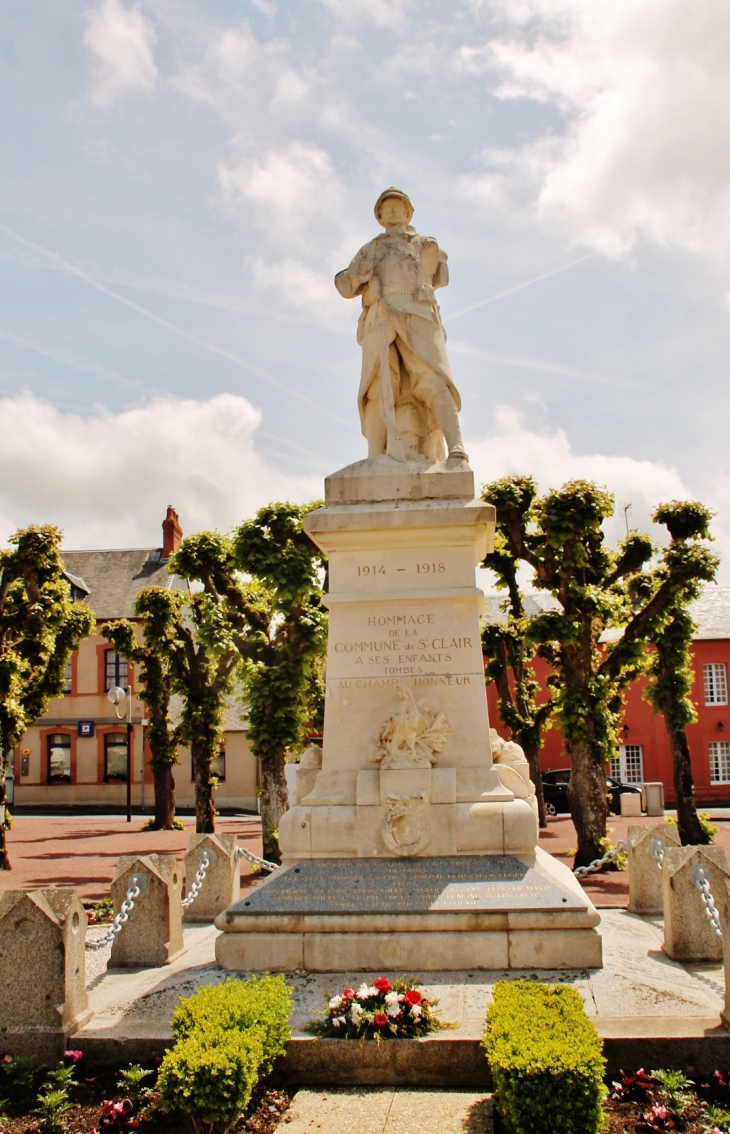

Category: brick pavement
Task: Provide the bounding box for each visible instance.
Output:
[2,811,729,907]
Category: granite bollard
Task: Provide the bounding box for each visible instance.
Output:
[662,844,730,962]
[183,833,239,923]
[110,854,185,968]
[627,822,682,915]
[0,888,91,1060]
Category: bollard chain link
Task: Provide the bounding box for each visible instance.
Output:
[181,850,211,909]
[85,877,143,950]
[235,846,279,873]
[690,865,723,939]
[649,838,666,871]
[573,840,628,878]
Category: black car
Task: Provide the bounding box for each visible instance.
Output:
[541,768,642,816]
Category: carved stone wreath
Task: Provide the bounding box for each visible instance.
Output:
[381,791,431,857]
[370,684,451,770]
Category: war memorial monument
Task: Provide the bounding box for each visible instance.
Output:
[216,188,602,972]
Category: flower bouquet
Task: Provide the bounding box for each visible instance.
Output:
[311,977,447,1040]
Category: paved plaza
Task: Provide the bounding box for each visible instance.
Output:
[3,810,730,907]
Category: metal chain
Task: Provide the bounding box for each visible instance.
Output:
[649,838,666,871]
[690,865,723,939]
[573,840,628,878]
[235,846,279,873]
[85,878,142,950]
[181,850,211,909]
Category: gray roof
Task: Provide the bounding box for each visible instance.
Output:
[61,548,188,621]
[484,586,730,642]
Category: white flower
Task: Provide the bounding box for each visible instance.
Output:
[350,1003,363,1023]
[356,983,370,1000]
[366,985,379,997]
[384,991,401,1006]
[332,1015,343,1028]
[410,1004,422,1019]
[386,1003,400,1018]
[328,995,343,1010]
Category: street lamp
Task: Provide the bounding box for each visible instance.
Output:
[108,684,133,823]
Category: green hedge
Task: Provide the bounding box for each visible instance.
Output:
[158,975,292,1134]
[170,975,292,1074]
[483,981,606,1134]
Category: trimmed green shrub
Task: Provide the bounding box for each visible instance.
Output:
[157,1027,264,1134]
[483,980,606,1134]
[170,975,292,1074]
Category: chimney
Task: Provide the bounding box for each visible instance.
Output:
[162,506,183,559]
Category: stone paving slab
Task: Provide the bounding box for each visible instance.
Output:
[282,1089,492,1134]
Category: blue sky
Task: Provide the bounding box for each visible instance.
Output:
[2,0,730,572]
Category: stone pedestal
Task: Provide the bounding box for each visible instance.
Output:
[627,822,681,915]
[662,845,730,962]
[110,854,185,968]
[216,457,602,972]
[0,888,91,1060]
[184,834,239,923]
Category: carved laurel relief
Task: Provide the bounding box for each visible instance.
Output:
[370,683,450,770]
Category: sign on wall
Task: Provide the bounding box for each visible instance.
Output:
[78,721,95,738]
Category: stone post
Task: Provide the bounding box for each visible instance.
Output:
[627,822,682,915]
[183,833,239,923]
[662,845,730,962]
[720,877,730,1029]
[0,888,91,1060]
[110,854,185,968]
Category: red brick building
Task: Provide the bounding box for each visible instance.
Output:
[485,587,730,805]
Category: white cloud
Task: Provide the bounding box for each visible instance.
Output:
[218,140,343,242]
[84,0,159,109]
[480,0,730,260]
[467,406,705,554]
[0,392,319,549]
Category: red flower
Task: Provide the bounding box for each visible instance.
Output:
[373,1012,388,1026]
[342,988,356,999]
[403,989,422,1006]
[373,978,392,993]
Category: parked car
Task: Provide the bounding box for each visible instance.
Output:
[541,768,642,817]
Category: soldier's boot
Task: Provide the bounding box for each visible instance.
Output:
[432,391,469,467]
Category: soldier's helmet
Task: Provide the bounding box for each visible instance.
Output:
[374,187,414,225]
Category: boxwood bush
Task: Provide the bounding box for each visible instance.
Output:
[483,980,606,1134]
[158,975,292,1133]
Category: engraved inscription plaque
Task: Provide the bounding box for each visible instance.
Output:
[229,856,587,915]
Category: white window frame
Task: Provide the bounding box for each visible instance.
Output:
[709,741,730,784]
[704,663,728,706]
[612,744,644,784]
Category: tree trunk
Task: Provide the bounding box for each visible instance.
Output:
[260,750,289,864]
[0,750,10,870]
[521,737,548,828]
[665,719,707,845]
[192,741,216,834]
[567,739,609,869]
[152,764,177,830]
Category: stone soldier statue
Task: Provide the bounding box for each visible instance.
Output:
[335,188,469,467]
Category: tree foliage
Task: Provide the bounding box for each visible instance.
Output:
[103,589,183,831]
[170,503,327,856]
[642,501,719,844]
[481,525,553,827]
[0,525,94,868]
[481,476,713,868]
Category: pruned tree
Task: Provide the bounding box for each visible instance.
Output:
[482,476,712,869]
[642,501,719,845]
[103,589,182,831]
[481,521,553,827]
[0,525,94,868]
[171,504,327,861]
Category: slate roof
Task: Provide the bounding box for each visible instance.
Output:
[61,548,188,621]
[483,586,730,642]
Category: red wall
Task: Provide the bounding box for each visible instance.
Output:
[485,638,730,805]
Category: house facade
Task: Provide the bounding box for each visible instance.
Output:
[8,508,259,815]
[485,587,730,805]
